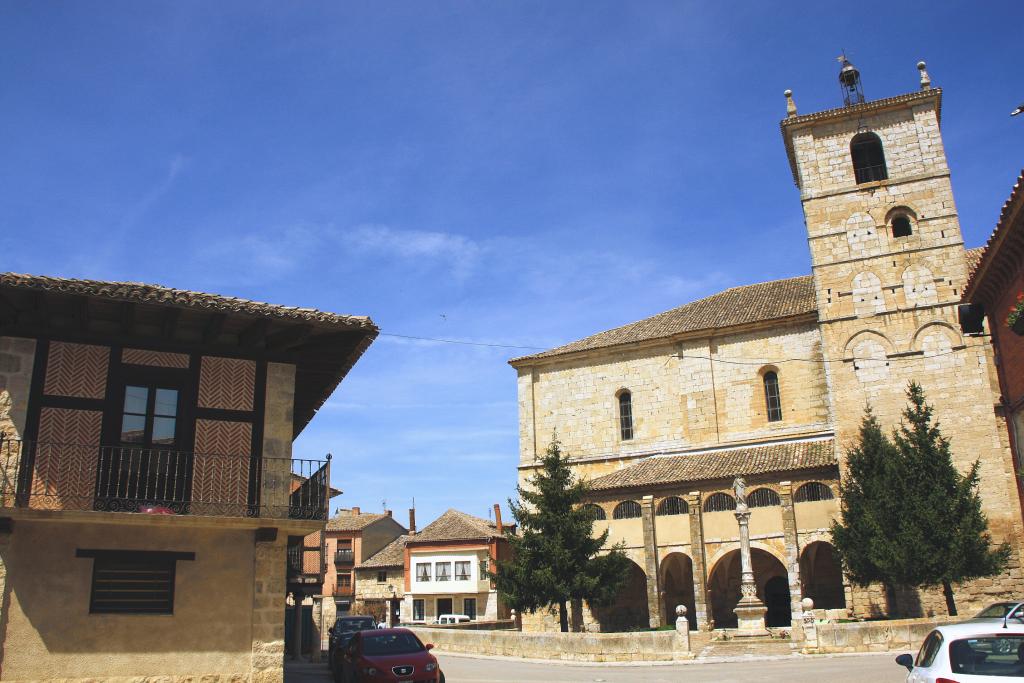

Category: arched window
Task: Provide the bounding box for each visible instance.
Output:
[656,496,689,516]
[582,504,606,521]
[748,488,781,508]
[618,390,634,440]
[613,500,642,519]
[794,482,834,503]
[763,371,782,422]
[891,215,913,238]
[703,492,736,513]
[850,132,888,184]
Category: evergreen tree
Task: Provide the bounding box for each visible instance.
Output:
[891,382,1009,616]
[492,435,631,632]
[831,408,902,588]
[832,383,1010,616]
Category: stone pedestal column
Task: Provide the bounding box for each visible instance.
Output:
[686,492,712,631]
[640,495,663,628]
[732,507,768,637]
[674,605,691,652]
[801,597,819,651]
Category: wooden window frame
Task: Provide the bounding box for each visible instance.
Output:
[77,549,194,615]
[618,390,634,441]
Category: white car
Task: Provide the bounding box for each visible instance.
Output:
[896,621,1024,681]
[436,614,471,625]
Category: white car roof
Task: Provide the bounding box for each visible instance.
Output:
[933,622,1024,638]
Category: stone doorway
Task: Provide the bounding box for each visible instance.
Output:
[800,541,846,610]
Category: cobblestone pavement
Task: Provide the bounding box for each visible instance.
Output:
[285,651,908,682]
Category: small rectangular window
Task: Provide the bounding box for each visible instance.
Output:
[377,571,387,583]
[337,572,352,588]
[78,549,193,615]
[454,561,470,580]
[413,599,425,621]
[479,559,488,578]
[463,597,477,620]
[415,563,431,582]
[435,562,451,581]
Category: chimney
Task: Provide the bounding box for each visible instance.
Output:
[493,504,503,534]
[385,509,392,517]
[352,506,360,516]
[408,508,416,535]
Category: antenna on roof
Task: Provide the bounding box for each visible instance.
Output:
[382,498,387,512]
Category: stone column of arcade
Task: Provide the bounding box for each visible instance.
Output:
[732,477,768,637]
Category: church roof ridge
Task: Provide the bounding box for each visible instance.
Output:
[510,274,817,365]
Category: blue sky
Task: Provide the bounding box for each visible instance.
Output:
[2,1,1021,528]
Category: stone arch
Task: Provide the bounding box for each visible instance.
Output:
[843,330,894,384]
[659,552,696,630]
[913,322,962,371]
[885,205,918,239]
[902,264,938,307]
[846,212,881,258]
[911,321,963,353]
[590,558,650,632]
[799,541,846,610]
[852,271,886,317]
[706,546,790,628]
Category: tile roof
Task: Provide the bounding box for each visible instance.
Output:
[326,512,398,532]
[964,245,987,277]
[0,273,377,331]
[511,275,816,364]
[358,535,410,569]
[586,438,837,493]
[408,509,502,544]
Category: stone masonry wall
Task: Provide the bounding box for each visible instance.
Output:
[516,320,830,469]
[793,94,1024,615]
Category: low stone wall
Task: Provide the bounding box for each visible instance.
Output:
[813,616,958,654]
[430,619,517,631]
[411,627,691,662]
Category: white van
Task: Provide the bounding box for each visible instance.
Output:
[436,614,471,625]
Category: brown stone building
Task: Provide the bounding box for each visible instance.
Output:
[354,533,411,626]
[323,507,406,619]
[510,62,1024,632]
[964,170,1024,520]
[0,273,377,681]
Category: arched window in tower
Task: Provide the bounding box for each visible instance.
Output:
[850,132,888,184]
[891,214,913,238]
[763,371,782,422]
[618,390,634,441]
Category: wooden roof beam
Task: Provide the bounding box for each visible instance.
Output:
[203,313,226,344]
[239,318,270,349]
[266,324,312,351]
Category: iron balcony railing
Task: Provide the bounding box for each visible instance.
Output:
[0,436,330,521]
[334,549,354,565]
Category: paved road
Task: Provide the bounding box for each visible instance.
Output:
[286,651,908,683]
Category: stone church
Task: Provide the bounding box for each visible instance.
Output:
[509,60,1024,633]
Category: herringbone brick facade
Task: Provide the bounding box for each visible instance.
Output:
[31,407,102,511]
[192,418,251,515]
[121,347,190,369]
[43,342,108,399]
[198,356,255,411]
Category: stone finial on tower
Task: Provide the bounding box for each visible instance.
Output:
[917,60,931,90]
[785,89,797,117]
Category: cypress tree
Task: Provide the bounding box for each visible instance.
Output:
[492,435,630,632]
[832,383,1010,617]
[891,382,1010,616]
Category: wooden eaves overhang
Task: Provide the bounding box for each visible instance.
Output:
[963,170,1024,307]
[0,273,379,437]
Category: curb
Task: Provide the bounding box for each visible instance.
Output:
[431,649,899,667]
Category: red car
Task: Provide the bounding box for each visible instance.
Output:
[337,628,444,683]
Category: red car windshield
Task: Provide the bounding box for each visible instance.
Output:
[361,632,424,656]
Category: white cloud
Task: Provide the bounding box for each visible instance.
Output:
[341,224,484,279]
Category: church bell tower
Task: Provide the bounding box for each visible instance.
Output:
[780,59,1022,613]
